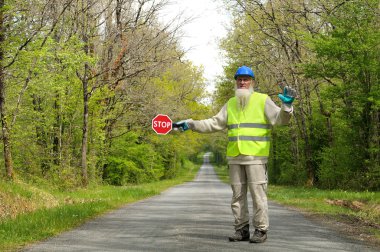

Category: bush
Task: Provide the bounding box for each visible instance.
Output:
[104,132,166,185]
[102,157,145,185]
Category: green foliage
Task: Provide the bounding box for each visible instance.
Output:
[0,0,211,188]
[303,0,380,190]
[269,127,308,186]
[103,132,165,185]
[213,0,380,191]
[102,158,136,185]
[97,59,211,185]
[7,35,90,178]
[204,132,228,166]
[213,76,235,109]
[2,0,377,194]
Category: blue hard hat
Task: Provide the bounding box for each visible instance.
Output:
[234,66,255,80]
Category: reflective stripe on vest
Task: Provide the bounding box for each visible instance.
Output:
[227,123,271,130]
[227,92,271,157]
[228,136,271,141]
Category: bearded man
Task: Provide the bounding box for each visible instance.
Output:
[174,65,296,243]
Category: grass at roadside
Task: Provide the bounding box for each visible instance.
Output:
[212,163,380,243]
[0,160,200,252]
[268,185,380,241]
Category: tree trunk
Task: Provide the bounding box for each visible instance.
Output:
[53,92,62,165]
[32,94,50,175]
[304,80,315,186]
[80,0,90,186]
[315,86,333,145]
[81,63,89,186]
[0,0,14,179]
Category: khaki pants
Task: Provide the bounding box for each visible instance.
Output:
[229,164,268,231]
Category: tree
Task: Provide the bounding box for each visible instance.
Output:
[220,0,325,185]
[0,0,13,179]
[0,0,210,188]
[0,0,74,179]
[303,0,380,190]
[217,0,379,190]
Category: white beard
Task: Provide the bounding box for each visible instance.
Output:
[235,87,253,110]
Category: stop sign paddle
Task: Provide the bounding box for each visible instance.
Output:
[152,114,172,135]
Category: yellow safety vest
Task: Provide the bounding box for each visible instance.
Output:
[227,92,271,157]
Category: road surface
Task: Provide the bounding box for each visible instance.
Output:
[25,154,378,252]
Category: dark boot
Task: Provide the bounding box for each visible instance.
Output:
[250,229,267,243]
[228,224,250,242]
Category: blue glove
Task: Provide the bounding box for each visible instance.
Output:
[278,86,297,104]
[172,121,189,132]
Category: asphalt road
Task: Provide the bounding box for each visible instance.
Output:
[25,154,378,252]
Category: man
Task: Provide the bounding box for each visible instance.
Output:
[174,65,296,243]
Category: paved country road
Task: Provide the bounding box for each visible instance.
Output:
[25,154,378,252]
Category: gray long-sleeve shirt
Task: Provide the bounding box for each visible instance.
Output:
[187,94,293,164]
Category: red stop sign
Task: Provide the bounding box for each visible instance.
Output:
[152,114,172,135]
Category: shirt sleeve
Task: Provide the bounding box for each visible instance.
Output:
[187,104,228,133]
[264,97,293,126]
